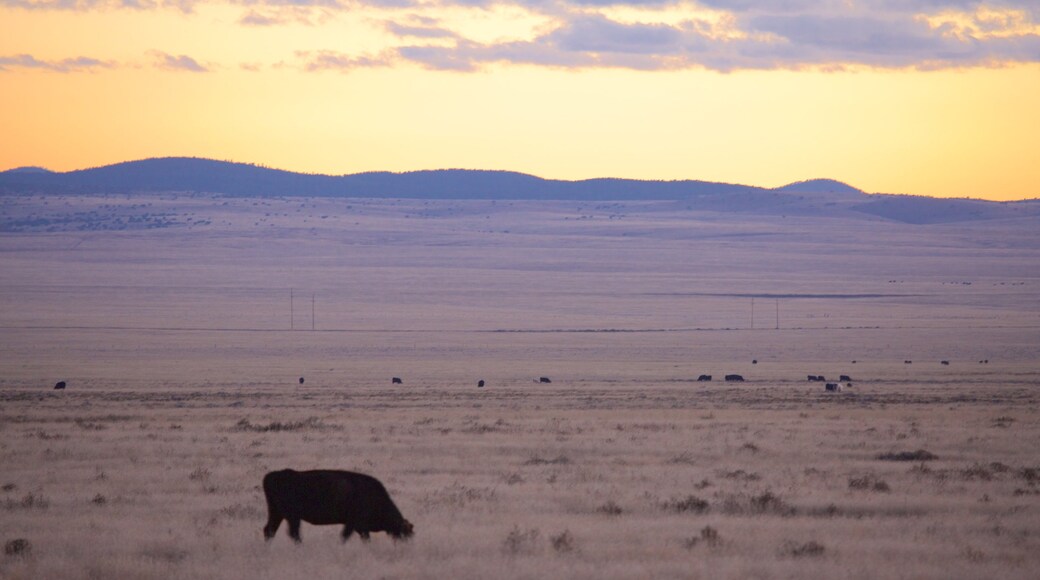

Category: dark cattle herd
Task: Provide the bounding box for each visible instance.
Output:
[262,469,414,544]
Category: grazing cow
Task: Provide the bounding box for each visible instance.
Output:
[904,360,912,364]
[299,377,305,385]
[825,383,842,392]
[752,359,758,364]
[392,377,403,384]
[54,381,66,390]
[477,380,485,388]
[725,374,744,382]
[808,375,825,382]
[851,360,857,364]
[940,360,950,366]
[839,375,852,382]
[697,375,712,382]
[539,377,552,384]
[262,469,414,544]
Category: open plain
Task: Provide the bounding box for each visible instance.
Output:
[2,192,1039,579]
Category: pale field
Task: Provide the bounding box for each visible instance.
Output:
[1,193,1039,579]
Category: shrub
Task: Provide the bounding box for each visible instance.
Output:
[550,530,576,553]
[720,491,795,516]
[684,526,721,550]
[523,455,570,466]
[189,467,211,482]
[661,495,709,514]
[4,538,31,557]
[877,450,938,461]
[781,540,825,558]
[503,526,540,555]
[232,417,333,433]
[597,501,623,516]
[848,474,891,492]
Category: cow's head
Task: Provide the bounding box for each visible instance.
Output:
[391,518,415,540]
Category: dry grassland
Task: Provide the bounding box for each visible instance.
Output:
[1,193,1039,579]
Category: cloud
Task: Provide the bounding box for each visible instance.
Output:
[392,8,1040,72]
[296,50,394,71]
[385,21,458,39]
[150,50,209,72]
[0,53,114,72]
[4,0,1039,72]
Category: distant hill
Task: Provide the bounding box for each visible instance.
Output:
[3,166,54,174]
[1,157,1035,224]
[775,179,863,195]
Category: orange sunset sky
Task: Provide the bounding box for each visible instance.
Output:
[1,1,1038,200]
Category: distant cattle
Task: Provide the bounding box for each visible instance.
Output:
[807,375,825,382]
[262,469,413,544]
[392,377,403,385]
[851,360,857,364]
[697,375,712,382]
[904,360,912,364]
[940,360,949,366]
[752,359,758,365]
[299,377,305,385]
[53,381,66,390]
[725,374,744,382]
[477,380,485,388]
[825,383,842,392]
[839,375,852,382]
[539,377,552,384]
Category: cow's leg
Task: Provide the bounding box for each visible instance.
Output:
[288,519,302,543]
[263,513,283,541]
[341,526,355,543]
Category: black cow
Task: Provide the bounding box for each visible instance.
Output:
[752,359,758,364]
[392,377,403,384]
[697,375,712,382]
[807,375,825,382]
[825,383,842,392]
[940,360,950,366]
[539,377,552,384]
[477,380,485,388]
[725,374,744,382]
[905,360,912,364]
[262,469,414,543]
[839,375,852,382]
[53,381,66,390]
[299,377,305,385]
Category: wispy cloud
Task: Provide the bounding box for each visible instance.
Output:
[150,50,209,72]
[0,53,113,72]
[385,21,458,39]
[296,50,395,71]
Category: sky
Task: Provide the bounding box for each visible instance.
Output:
[1,1,1038,200]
